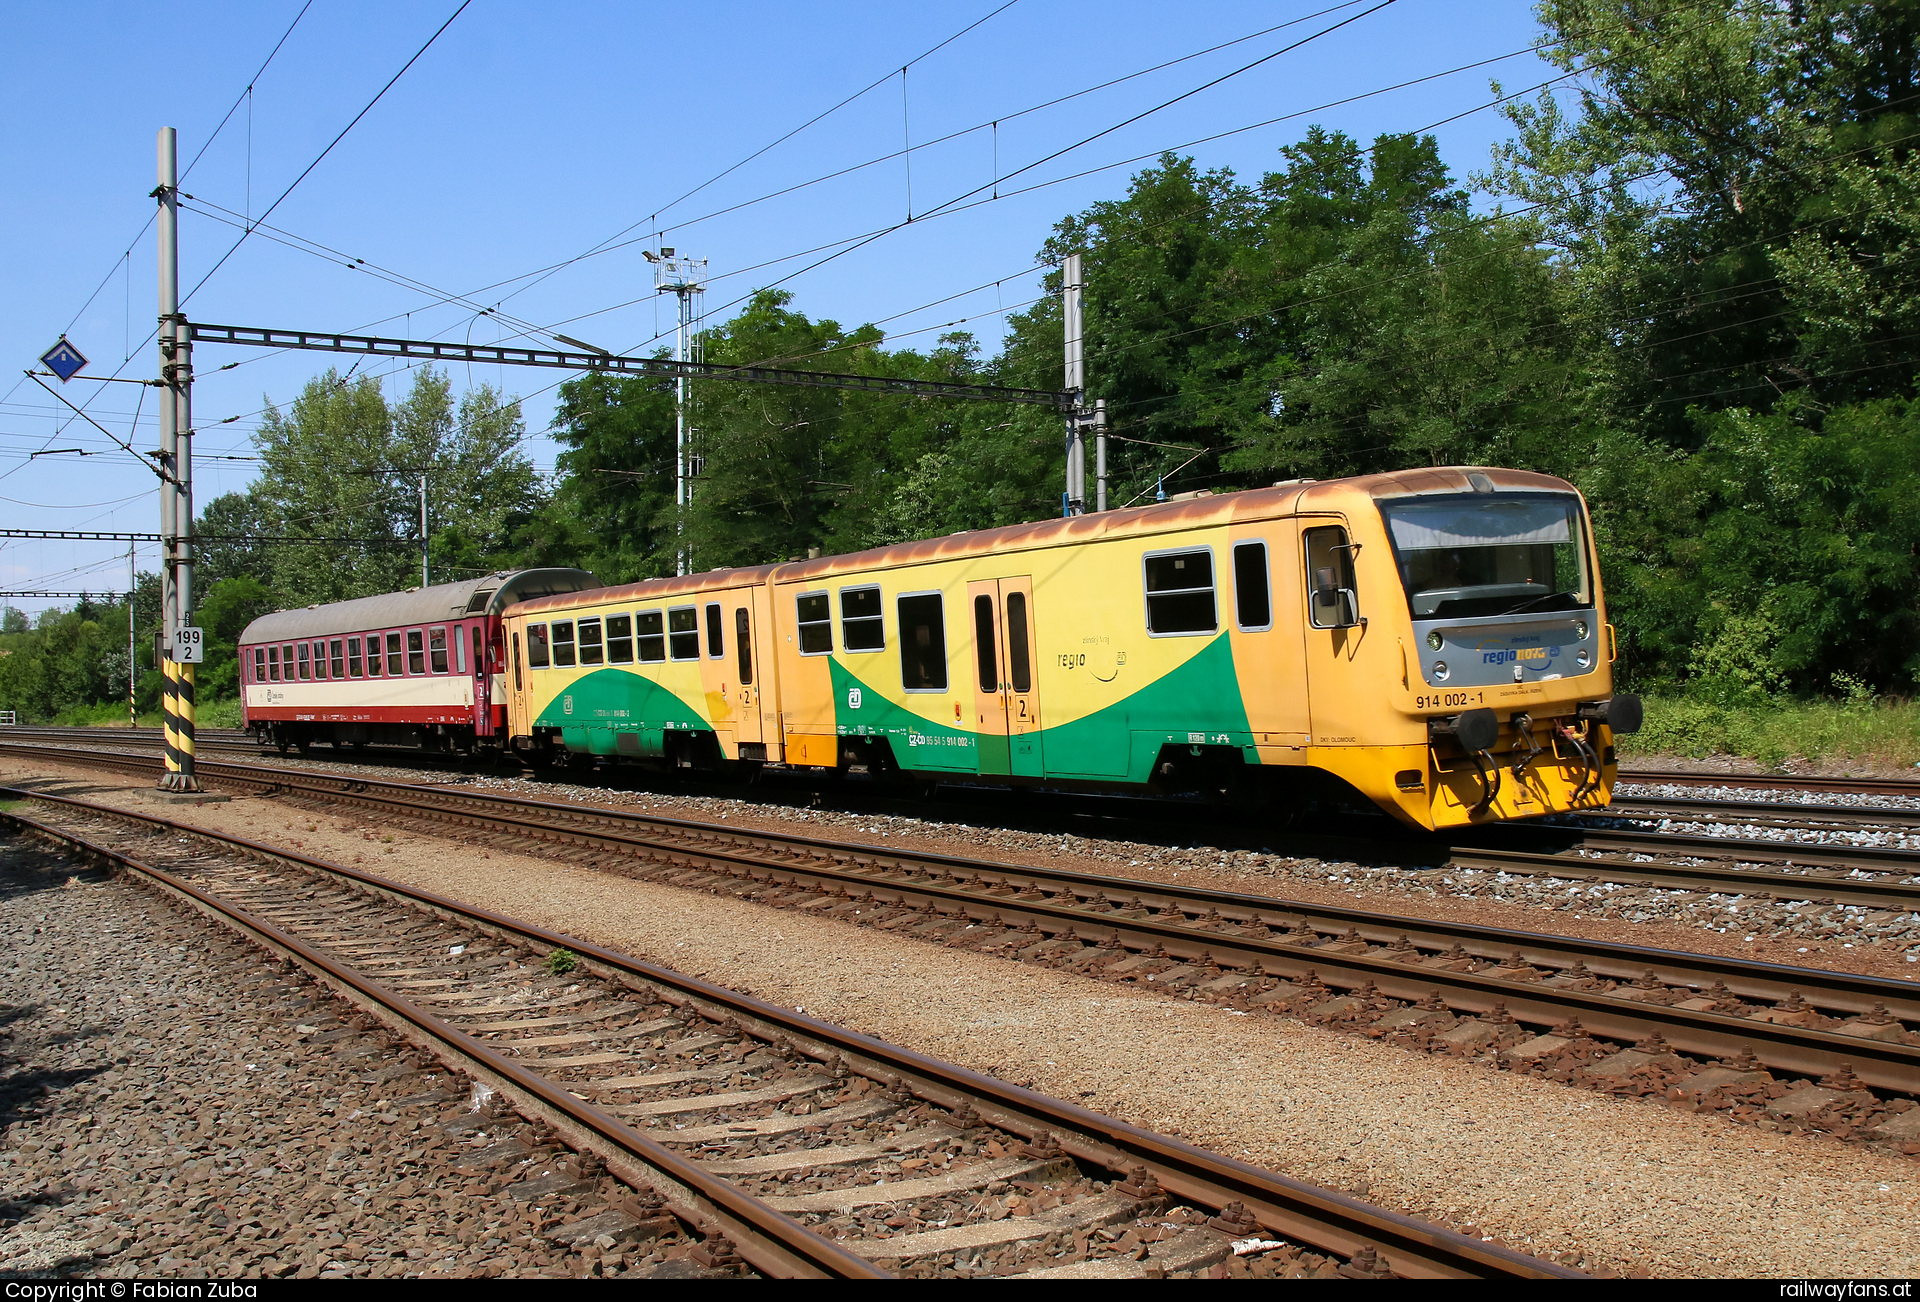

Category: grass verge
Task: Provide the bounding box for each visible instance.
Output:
[1620,695,1920,771]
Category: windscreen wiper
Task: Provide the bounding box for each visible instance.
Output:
[1497,590,1576,616]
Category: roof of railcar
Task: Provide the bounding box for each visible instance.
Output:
[239,568,598,644]
[507,467,1575,617]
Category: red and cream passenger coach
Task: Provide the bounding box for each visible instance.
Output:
[239,568,596,753]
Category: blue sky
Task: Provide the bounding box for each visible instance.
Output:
[0,0,1559,609]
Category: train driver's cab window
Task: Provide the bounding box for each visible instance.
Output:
[1143,548,1217,635]
[668,607,700,661]
[348,637,364,678]
[637,611,665,662]
[1305,526,1361,629]
[297,643,311,681]
[526,623,549,669]
[551,620,576,669]
[386,631,405,676]
[407,629,426,675]
[897,593,947,691]
[1233,541,1272,631]
[841,586,884,651]
[705,603,724,659]
[606,614,634,664]
[330,639,346,678]
[796,593,832,655]
[429,626,449,674]
[268,645,280,681]
[577,617,604,666]
[253,648,266,683]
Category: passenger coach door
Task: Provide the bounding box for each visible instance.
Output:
[968,577,1042,778]
[732,602,763,748]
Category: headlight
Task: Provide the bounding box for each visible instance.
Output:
[1575,648,1591,668]
[1574,619,1589,640]
[1432,661,1449,681]
[1426,631,1443,651]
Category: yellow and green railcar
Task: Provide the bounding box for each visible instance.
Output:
[500,466,1639,829]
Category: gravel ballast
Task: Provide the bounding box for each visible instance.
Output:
[6,763,1920,1277]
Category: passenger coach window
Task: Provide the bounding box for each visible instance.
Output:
[528,624,550,669]
[268,645,280,681]
[841,586,884,650]
[973,596,997,692]
[1007,592,1033,693]
[512,633,523,690]
[1143,549,1217,635]
[1234,541,1272,631]
[705,603,724,658]
[664,607,696,660]
[796,593,832,655]
[283,643,296,679]
[330,639,346,678]
[898,593,947,692]
[578,617,604,666]
[297,643,311,680]
[552,620,576,668]
[429,627,449,674]
[637,611,665,662]
[348,637,364,678]
[315,641,331,680]
[253,648,266,683]
[386,632,404,676]
[606,614,634,664]
[407,629,426,675]
[735,608,753,684]
[456,627,468,674]
[1305,526,1359,628]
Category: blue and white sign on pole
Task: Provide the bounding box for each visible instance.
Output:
[39,337,88,382]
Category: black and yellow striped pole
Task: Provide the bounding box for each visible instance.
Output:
[160,657,180,776]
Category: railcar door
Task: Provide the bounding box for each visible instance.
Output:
[1301,520,1390,748]
[731,599,764,750]
[967,577,1042,778]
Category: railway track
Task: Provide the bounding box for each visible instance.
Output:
[6,744,1920,1118]
[1619,769,1920,801]
[0,794,1559,1281]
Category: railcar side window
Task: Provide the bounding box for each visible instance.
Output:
[348,637,364,678]
[898,593,947,692]
[668,607,700,661]
[841,586,884,651]
[974,595,998,692]
[1304,527,1359,629]
[253,648,266,683]
[735,608,753,684]
[1233,541,1272,631]
[330,639,346,678]
[1143,549,1217,635]
[577,617,604,666]
[551,620,576,669]
[386,632,404,676]
[528,624,551,669]
[637,611,665,663]
[407,629,426,675]
[606,614,634,664]
[705,603,724,658]
[297,643,311,680]
[796,593,832,655]
[1006,592,1033,693]
[429,627,449,674]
